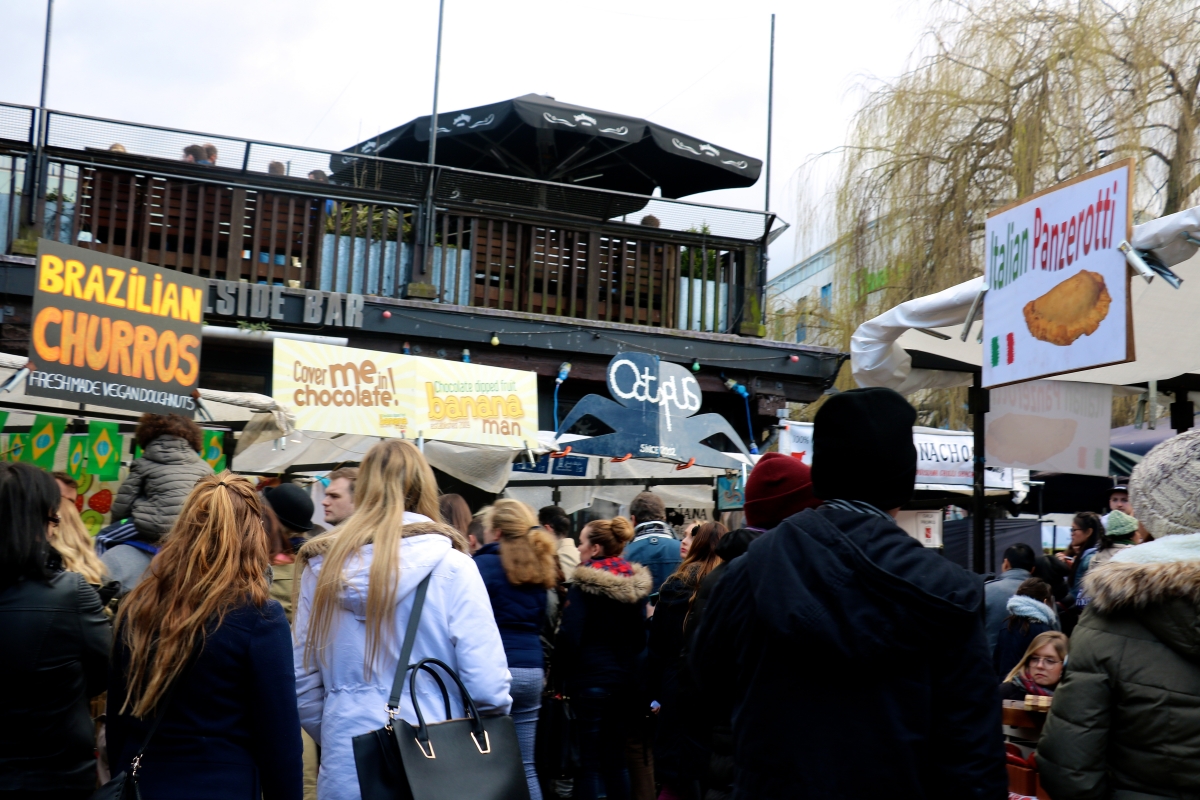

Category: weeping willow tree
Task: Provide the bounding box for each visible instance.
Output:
[788,0,1200,427]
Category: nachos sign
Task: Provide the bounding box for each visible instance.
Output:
[982,160,1135,388]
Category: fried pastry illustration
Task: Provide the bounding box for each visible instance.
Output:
[1023,270,1111,346]
[987,413,1077,465]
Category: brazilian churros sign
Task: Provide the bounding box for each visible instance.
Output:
[272,339,538,449]
[982,160,1135,388]
[28,239,205,415]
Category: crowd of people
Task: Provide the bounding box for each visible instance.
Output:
[5,387,1200,800]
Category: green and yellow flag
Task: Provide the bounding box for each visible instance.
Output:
[87,421,123,480]
[6,433,29,463]
[65,435,87,482]
[30,414,67,469]
[0,411,9,433]
[201,430,226,472]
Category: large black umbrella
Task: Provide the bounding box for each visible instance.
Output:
[330,94,761,207]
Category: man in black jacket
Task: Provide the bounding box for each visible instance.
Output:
[691,388,1005,800]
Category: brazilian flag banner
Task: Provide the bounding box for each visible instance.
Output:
[30,414,67,470]
[66,435,87,482]
[201,430,226,472]
[7,433,29,463]
[87,420,123,480]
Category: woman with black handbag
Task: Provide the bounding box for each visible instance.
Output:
[0,463,110,800]
[106,473,303,800]
[293,439,513,800]
[556,516,653,800]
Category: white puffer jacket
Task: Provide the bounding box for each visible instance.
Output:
[293,518,511,800]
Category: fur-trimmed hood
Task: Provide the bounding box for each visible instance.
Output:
[1084,532,1200,661]
[571,561,653,604]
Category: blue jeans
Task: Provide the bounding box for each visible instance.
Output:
[573,686,631,800]
[510,667,544,800]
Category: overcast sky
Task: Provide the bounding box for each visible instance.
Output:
[1,0,925,276]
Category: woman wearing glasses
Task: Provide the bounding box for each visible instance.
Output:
[999,632,1068,701]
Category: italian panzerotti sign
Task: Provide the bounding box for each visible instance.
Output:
[28,240,205,415]
[555,351,752,470]
[982,160,1134,388]
[272,339,538,449]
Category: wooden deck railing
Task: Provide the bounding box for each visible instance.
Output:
[2,105,773,336]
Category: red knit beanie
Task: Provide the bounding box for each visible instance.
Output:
[743,452,821,530]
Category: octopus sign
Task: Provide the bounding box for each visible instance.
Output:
[556,352,751,470]
[982,159,1134,388]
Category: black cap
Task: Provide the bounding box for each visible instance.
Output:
[812,387,917,511]
[1107,484,1129,495]
[264,483,315,533]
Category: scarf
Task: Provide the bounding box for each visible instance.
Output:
[586,556,635,576]
[1012,671,1054,697]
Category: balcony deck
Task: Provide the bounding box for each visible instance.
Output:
[1,103,778,337]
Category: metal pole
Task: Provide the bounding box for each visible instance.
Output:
[970,373,989,574]
[427,0,445,168]
[28,0,54,226]
[420,0,446,281]
[765,13,775,213]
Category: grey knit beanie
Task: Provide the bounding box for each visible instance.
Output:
[1129,428,1200,538]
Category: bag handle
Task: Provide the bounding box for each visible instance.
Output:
[406,657,487,756]
[385,574,432,720]
[411,663,453,720]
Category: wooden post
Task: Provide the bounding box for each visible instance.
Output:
[738,244,766,337]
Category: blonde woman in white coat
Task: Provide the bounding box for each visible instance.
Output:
[293,440,511,800]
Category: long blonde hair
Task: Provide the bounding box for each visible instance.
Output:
[484,499,557,588]
[115,473,269,718]
[50,498,107,586]
[1004,631,1069,684]
[300,439,441,676]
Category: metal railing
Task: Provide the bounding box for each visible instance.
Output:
[0,103,774,335]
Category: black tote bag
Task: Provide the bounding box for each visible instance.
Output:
[352,576,530,800]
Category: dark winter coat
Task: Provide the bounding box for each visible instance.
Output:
[555,559,652,692]
[0,571,110,794]
[647,574,702,786]
[108,601,303,800]
[1038,535,1200,799]
[983,567,1031,654]
[692,506,1006,800]
[474,541,549,670]
[112,435,213,541]
[686,527,766,800]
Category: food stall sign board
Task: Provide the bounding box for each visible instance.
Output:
[982,159,1134,388]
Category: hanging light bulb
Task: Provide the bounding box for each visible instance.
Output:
[691,359,700,372]
[461,348,471,363]
[490,333,500,346]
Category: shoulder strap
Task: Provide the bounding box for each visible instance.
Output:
[129,642,200,773]
[387,573,432,711]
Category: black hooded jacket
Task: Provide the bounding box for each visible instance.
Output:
[691,507,1005,800]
